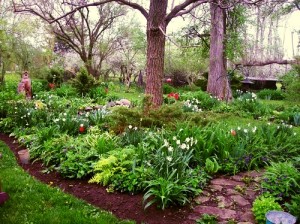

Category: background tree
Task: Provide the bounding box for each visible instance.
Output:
[14,0,209,107]
[14,0,125,78]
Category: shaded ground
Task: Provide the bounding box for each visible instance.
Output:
[0,133,261,224]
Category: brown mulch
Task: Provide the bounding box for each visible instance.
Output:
[0,133,194,224]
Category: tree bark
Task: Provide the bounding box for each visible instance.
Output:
[207,0,232,101]
[145,0,168,108]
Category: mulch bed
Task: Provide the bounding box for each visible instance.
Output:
[0,133,194,224]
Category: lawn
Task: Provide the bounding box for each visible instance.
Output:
[0,141,133,224]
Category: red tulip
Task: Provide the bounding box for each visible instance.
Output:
[230,129,236,136]
[49,83,55,89]
[79,124,85,133]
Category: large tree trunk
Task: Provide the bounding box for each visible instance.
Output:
[207,1,232,101]
[145,0,168,108]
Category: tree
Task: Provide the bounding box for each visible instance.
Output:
[14,0,125,78]
[14,0,209,107]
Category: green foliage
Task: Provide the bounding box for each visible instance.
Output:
[180,91,220,110]
[121,125,145,147]
[53,84,78,98]
[252,194,282,224]
[282,69,300,102]
[226,5,248,61]
[196,214,218,224]
[46,66,64,85]
[0,141,133,224]
[285,194,300,219]
[163,84,176,94]
[261,162,300,199]
[257,89,286,100]
[71,67,98,96]
[59,149,96,179]
[110,167,150,193]
[89,147,136,186]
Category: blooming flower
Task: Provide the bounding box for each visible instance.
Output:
[166,156,172,162]
[173,136,177,140]
[244,129,248,133]
[128,125,132,129]
[230,129,236,136]
[185,137,190,143]
[134,127,138,130]
[176,140,180,145]
[79,124,85,133]
[168,146,173,152]
[180,143,187,150]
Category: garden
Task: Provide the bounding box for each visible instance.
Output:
[0,64,300,223]
[1,1,300,223]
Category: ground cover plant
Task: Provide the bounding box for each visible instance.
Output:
[0,141,133,224]
[1,73,300,222]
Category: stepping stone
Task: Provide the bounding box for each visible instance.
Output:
[226,188,238,195]
[211,184,223,192]
[195,196,210,204]
[231,195,250,207]
[237,211,255,222]
[211,178,245,187]
[193,206,237,220]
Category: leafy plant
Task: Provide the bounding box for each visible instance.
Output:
[89,147,136,186]
[285,194,300,219]
[196,214,218,224]
[261,162,300,199]
[252,194,282,224]
[257,89,286,100]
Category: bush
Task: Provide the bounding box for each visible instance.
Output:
[71,67,98,96]
[282,70,300,102]
[257,89,286,100]
[252,194,282,223]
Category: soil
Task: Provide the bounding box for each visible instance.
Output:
[0,133,194,224]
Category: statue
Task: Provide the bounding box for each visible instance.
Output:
[17,71,32,99]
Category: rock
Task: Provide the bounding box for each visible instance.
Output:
[237,211,255,223]
[195,196,210,204]
[115,100,122,105]
[85,106,93,111]
[226,188,238,195]
[211,178,245,187]
[216,196,227,208]
[231,195,250,207]
[193,206,237,220]
[93,105,103,110]
[120,99,131,106]
[211,184,223,192]
[106,101,116,108]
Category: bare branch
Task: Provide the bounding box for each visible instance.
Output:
[54,0,148,22]
[236,59,297,67]
[166,0,208,24]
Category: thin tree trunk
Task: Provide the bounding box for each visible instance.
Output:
[207,0,232,101]
[145,0,168,107]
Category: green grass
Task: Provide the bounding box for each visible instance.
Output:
[0,141,134,224]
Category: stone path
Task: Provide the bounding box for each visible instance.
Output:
[185,170,263,224]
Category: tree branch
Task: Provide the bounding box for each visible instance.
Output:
[236,59,297,67]
[57,0,148,22]
[166,0,208,24]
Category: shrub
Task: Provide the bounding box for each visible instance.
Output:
[252,194,282,224]
[282,69,300,102]
[257,89,286,100]
[71,67,98,96]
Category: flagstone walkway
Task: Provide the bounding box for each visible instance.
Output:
[185,170,263,224]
